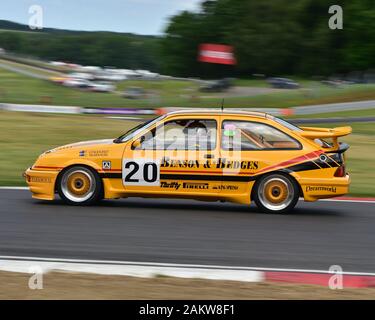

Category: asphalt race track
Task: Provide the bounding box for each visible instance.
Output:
[1,189,375,273]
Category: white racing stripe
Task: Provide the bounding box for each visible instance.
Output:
[0,187,29,190]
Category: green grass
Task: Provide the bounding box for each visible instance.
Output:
[0,111,138,186]
[286,108,375,119]
[1,54,73,73]
[0,111,373,197]
[0,29,39,34]
[0,68,133,107]
[0,58,62,78]
[339,134,374,197]
[233,77,320,88]
[1,65,375,109]
[0,67,204,107]
[233,79,270,87]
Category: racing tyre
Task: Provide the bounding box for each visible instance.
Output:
[253,173,299,214]
[57,166,103,205]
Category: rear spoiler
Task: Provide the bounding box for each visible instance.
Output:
[299,126,352,139]
[299,126,352,152]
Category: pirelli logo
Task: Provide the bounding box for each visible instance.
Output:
[183,182,209,190]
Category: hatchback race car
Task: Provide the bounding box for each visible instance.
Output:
[24,110,351,213]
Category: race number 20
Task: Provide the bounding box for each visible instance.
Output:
[122,159,160,187]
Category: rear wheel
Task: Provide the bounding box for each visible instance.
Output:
[253,173,299,214]
[57,166,103,205]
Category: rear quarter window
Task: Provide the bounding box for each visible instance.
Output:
[222,120,301,151]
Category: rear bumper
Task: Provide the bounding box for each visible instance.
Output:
[299,174,350,202]
[24,168,59,200]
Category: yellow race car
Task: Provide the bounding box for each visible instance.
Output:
[24,110,351,213]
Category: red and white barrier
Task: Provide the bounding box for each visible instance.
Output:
[1,255,375,288]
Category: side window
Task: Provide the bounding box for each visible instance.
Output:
[221,120,301,151]
[140,119,217,150]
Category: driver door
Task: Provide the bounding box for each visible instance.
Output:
[121,116,222,198]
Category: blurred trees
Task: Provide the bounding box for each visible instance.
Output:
[0,22,161,71]
[161,0,375,78]
[0,0,373,78]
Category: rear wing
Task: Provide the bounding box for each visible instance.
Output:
[299,126,352,152]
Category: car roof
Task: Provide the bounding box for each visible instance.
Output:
[165,109,272,119]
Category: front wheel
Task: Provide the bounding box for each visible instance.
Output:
[253,173,299,214]
[57,166,103,205]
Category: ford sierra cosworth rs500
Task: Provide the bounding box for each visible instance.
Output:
[25,110,351,213]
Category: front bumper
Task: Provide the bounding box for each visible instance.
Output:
[299,174,350,202]
[24,167,59,200]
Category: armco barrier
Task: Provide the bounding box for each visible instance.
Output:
[84,108,157,115]
[2,104,283,116]
[1,103,160,116]
[2,103,82,114]
[2,101,374,116]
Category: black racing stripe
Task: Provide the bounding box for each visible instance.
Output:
[316,160,340,169]
[286,160,339,172]
[100,159,338,182]
[314,161,331,169]
[100,173,122,179]
[160,174,256,182]
[100,172,255,182]
[285,161,321,172]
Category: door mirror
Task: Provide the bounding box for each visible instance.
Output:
[131,136,145,150]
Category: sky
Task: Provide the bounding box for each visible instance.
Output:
[0,0,202,35]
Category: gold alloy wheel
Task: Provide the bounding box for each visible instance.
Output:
[66,172,91,196]
[61,168,96,203]
[258,175,295,212]
[264,180,288,204]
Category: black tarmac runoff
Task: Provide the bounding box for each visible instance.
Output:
[1,189,374,273]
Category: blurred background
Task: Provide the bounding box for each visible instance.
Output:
[0,0,374,196]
